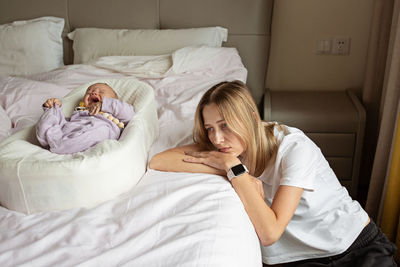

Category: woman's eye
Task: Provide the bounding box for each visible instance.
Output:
[206,127,214,133]
[221,123,228,129]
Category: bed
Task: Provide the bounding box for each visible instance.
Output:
[0,0,273,266]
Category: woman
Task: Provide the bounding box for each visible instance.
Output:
[150,81,396,266]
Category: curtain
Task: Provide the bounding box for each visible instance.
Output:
[360,0,394,208]
[363,0,400,225]
[380,110,400,261]
[364,0,400,252]
[365,0,400,258]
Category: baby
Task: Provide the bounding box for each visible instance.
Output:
[36,83,135,154]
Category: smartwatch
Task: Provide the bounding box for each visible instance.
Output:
[227,164,249,181]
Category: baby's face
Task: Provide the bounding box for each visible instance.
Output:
[83,83,117,106]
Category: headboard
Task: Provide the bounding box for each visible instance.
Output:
[0,0,273,106]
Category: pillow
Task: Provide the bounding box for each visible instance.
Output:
[67,27,228,64]
[0,17,64,76]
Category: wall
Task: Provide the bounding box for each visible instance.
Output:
[266,0,375,94]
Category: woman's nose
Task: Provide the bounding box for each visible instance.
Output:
[212,130,224,144]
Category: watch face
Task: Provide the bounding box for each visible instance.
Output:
[231,164,246,176]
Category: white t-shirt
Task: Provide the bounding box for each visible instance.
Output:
[259,124,369,264]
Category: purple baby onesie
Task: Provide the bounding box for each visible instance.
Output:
[36,97,135,154]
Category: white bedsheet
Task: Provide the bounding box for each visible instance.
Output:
[0,171,261,266]
[0,46,261,266]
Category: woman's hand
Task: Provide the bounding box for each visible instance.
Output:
[150,144,225,175]
[184,150,265,199]
[183,150,241,173]
[87,101,102,115]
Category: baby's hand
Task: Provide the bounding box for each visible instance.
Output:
[87,101,102,115]
[43,98,62,108]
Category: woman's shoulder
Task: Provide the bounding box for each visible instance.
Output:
[263,122,319,156]
[263,121,306,141]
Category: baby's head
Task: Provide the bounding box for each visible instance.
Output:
[83,83,117,107]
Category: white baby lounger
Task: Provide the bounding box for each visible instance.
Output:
[0,78,159,214]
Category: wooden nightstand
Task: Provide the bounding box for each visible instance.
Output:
[263,89,365,198]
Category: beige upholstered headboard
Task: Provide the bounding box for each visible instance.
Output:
[0,0,273,106]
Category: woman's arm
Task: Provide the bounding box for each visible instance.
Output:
[231,176,303,246]
[183,150,303,246]
[152,146,293,244]
[149,144,225,175]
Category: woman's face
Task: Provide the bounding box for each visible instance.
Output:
[83,83,116,107]
[202,103,246,157]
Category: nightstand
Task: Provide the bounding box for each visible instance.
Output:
[263,89,365,198]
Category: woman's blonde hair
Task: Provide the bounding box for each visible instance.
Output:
[193,80,279,176]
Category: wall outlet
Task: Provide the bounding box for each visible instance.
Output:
[332,37,350,55]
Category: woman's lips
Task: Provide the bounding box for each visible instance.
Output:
[218,147,231,153]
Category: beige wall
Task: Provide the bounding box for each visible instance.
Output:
[266,0,375,93]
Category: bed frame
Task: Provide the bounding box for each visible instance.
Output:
[0,0,273,107]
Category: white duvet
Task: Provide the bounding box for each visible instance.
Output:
[0,46,261,266]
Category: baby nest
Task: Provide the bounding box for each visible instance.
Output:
[0,78,159,214]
